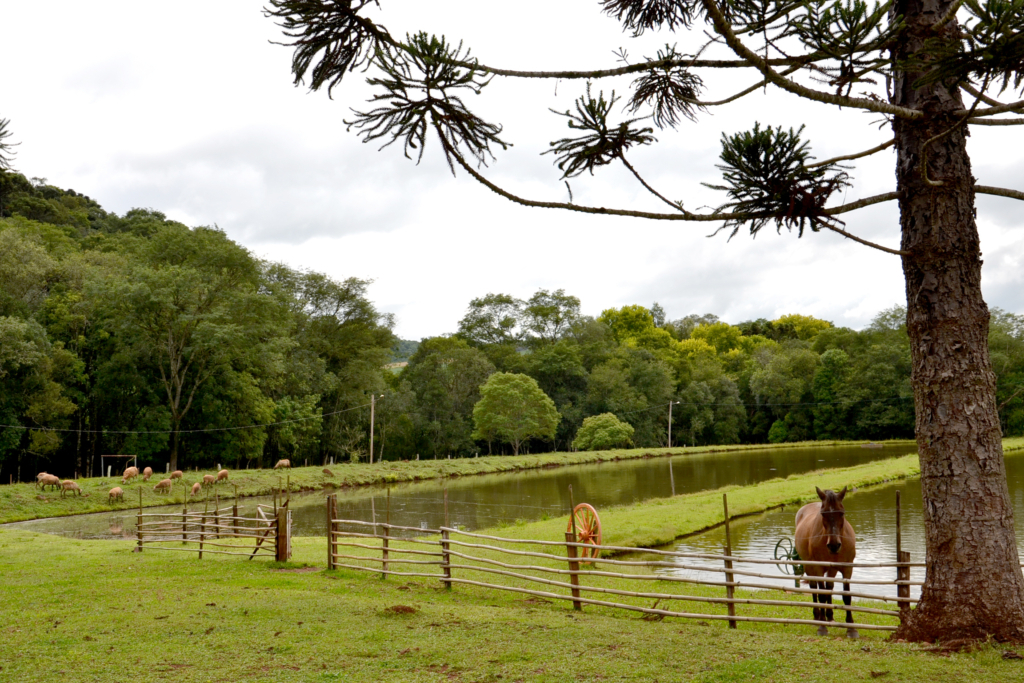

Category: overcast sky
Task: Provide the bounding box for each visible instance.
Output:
[3,1,1022,340]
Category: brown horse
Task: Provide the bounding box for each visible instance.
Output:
[794,486,858,638]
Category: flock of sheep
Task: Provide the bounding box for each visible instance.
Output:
[34,458,294,503]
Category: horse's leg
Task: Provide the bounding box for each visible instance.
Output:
[842,567,859,639]
[810,578,828,636]
[824,571,835,623]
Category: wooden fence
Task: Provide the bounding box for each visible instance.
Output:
[136,500,291,561]
[325,493,920,632]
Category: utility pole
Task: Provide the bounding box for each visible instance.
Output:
[667,401,677,448]
[369,394,376,465]
[369,394,383,464]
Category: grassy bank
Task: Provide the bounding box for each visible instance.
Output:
[1,529,1020,682]
[0,439,913,525]
[485,436,1024,554]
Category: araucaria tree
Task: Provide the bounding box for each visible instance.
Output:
[267,0,1024,641]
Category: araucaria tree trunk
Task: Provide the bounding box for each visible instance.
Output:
[893,0,1024,641]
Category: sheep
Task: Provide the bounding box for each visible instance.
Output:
[216,469,229,483]
[122,466,139,484]
[35,472,49,488]
[169,470,183,481]
[322,468,334,477]
[153,479,172,494]
[108,487,124,502]
[274,459,291,469]
[142,467,153,482]
[38,473,61,491]
[61,480,82,498]
[190,482,202,497]
[202,474,216,488]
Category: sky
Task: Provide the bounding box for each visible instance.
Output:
[2,0,1022,340]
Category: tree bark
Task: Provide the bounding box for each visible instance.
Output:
[892,0,1024,642]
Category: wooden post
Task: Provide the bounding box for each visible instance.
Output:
[199,501,207,560]
[369,393,376,465]
[137,487,143,552]
[276,507,288,562]
[896,491,911,613]
[565,530,582,611]
[723,493,737,629]
[381,489,390,579]
[233,484,239,536]
[441,488,451,590]
[181,503,187,544]
[214,493,220,540]
[326,494,337,570]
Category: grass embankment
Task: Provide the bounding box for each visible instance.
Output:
[2,530,1022,683]
[488,436,1024,553]
[0,439,912,525]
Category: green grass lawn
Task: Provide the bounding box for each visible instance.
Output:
[2,529,1022,683]
[0,439,918,525]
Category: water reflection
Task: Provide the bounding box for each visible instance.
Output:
[647,454,1024,599]
[4,443,916,540]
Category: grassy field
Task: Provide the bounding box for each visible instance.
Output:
[0,440,916,525]
[4,439,1024,681]
[2,529,1023,683]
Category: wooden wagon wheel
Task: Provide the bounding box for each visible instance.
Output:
[567,503,602,562]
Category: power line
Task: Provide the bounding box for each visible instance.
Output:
[0,401,373,436]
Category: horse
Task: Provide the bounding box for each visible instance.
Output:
[794,486,858,638]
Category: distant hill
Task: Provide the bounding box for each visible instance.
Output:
[391,339,420,363]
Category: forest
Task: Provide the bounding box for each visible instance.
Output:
[2,170,1023,480]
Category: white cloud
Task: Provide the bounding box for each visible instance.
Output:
[2,0,1021,340]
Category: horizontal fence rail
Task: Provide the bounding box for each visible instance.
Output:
[135,503,290,561]
[325,491,919,633]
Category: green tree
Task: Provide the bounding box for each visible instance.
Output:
[472,372,560,456]
[522,289,581,345]
[572,413,635,451]
[0,117,17,171]
[406,337,495,458]
[457,293,524,347]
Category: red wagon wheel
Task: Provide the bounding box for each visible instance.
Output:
[567,503,602,562]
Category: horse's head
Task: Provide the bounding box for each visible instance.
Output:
[816,486,848,554]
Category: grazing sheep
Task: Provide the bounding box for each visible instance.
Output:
[322,468,334,477]
[190,482,202,497]
[202,474,216,487]
[153,479,172,494]
[274,459,291,469]
[35,472,48,488]
[38,473,62,491]
[61,480,82,498]
[216,469,229,483]
[169,470,183,481]
[142,467,153,481]
[108,487,124,502]
[122,466,139,484]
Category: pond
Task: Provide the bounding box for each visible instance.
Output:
[641,451,1024,599]
[5,443,918,540]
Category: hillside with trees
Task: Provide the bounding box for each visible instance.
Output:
[2,172,1023,480]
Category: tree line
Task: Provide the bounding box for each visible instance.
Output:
[2,171,1022,480]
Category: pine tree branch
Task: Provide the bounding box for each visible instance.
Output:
[619,155,692,215]
[469,56,817,80]
[698,0,923,120]
[966,98,1024,117]
[976,185,1024,201]
[807,139,895,168]
[968,117,1024,126]
[960,82,1005,107]
[686,65,804,107]
[435,122,904,259]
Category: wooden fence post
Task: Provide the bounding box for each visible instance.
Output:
[181,503,187,544]
[199,507,206,560]
[276,507,289,562]
[896,491,911,614]
[233,485,239,536]
[214,493,220,540]
[326,494,337,570]
[565,531,583,611]
[137,488,143,552]
[381,489,390,579]
[723,493,737,629]
[441,488,452,590]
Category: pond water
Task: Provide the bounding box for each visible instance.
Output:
[5,443,917,540]
[641,451,1024,599]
